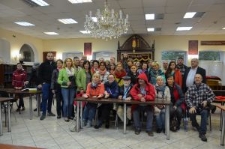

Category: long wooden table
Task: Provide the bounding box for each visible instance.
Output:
[0,97,14,136]
[75,97,171,140]
[0,88,42,120]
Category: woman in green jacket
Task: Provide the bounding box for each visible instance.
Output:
[57,58,76,122]
[76,60,92,93]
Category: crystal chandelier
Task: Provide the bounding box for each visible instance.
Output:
[84,0,129,40]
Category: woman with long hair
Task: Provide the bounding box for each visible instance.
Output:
[127,64,139,85]
[98,61,110,83]
[165,61,182,88]
[109,63,116,75]
[76,60,92,93]
[58,58,76,122]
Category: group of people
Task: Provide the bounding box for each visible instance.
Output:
[12,52,215,142]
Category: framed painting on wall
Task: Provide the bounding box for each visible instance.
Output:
[62,52,83,60]
[188,40,198,55]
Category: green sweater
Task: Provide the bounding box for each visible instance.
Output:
[57,68,76,88]
[76,69,91,91]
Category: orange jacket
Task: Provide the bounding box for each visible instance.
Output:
[86,82,105,98]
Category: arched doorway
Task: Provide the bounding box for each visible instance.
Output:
[19,44,35,62]
[0,38,10,64]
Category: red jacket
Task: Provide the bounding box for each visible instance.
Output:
[174,69,182,88]
[12,69,27,88]
[130,73,155,101]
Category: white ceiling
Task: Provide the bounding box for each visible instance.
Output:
[0,0,225,39]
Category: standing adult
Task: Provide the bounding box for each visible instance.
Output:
[110,56,116,65]
[176,57,188,77]
[58,58,76,122]
[38,52,56,120]
[51,59,63,119]
[183,58,206,93]
[76,60,92,93]
[73,56,82,76]
[162,60,169,73]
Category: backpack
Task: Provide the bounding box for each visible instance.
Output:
[170,112,179,132]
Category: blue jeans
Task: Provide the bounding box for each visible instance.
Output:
[189,109,208,134]
[41,83,53,115]
[156,109,165,129]
[133,105,154,131]
[83,103,97,122]
[61,88,76,118]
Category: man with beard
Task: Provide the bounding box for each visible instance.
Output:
[38,52,56,120]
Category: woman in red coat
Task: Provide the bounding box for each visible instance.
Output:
[12,63,27,111]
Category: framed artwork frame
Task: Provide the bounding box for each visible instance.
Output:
[62,52,83,60]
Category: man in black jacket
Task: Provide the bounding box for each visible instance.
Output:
[38,52,56,120]
[183,58,206,93]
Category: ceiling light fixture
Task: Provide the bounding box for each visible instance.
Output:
[58,18,78,24]
[80,30,91,34]
[147,28,155,32]
[15,22,35,26]
[223,27,225,30]
[68,0,92,4]
[183,12,196,18]
[145,14,155,20]
[84,0,129,40]
[44,32,59,35]
[31,0,49,6]
[176,27,192,31]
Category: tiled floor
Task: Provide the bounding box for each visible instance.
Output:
[0,98,224,149]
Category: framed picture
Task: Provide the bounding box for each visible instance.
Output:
[84,43,92,56]
[62,52,83,60]
[188,40,198,55]
[121,52,152,62]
